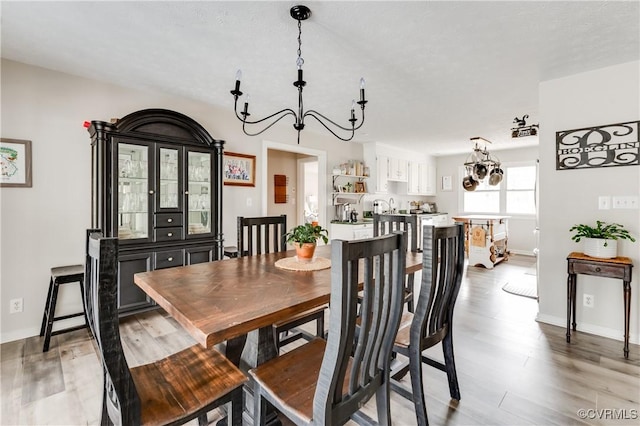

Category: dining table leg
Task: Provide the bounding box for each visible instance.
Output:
[218,327,280,426]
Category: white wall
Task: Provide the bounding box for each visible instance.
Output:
[537,61,640,344]
[0,59,362,342]
[435,146,540,254]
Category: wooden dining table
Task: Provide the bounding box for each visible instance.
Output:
[134,244,423,371]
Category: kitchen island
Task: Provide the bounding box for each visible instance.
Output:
[452,215,509,269]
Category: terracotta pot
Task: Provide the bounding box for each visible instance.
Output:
[295,242,316,263]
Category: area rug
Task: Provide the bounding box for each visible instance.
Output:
[502,275,538,299]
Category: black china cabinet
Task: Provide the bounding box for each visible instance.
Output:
[88,109,224,314]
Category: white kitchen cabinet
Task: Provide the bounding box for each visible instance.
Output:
[387,157,408,182]
[376,155,389,193]
[408,159,436,196]
[330,223,374,241]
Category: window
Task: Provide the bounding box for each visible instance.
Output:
[461,161,536,216]
[462,177,500,213]
[506,165,536,215]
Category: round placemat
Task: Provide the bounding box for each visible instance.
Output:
[274,256,331,271]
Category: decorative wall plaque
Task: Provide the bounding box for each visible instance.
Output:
[556,120,639,170]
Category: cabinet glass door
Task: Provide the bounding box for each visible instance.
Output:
[187,151,211,235]
[159,148,180,209]
[117,143,149,239]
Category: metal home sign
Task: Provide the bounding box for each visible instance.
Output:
[556,120,640,170]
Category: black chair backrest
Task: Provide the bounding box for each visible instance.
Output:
[85,229,141,424]
[373,214,419,253]
[415,224,465,348]
[237,215,287,256]
[313,231,407,425]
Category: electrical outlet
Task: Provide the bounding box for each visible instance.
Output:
[9,298,23,314]
[583,293,594,308]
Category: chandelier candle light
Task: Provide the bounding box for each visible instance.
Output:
[230,5,368,144]
[462,137,503,191]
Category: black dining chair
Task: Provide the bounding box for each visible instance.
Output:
[85,229,247,426]
[249,231,407,425]
[237,215,326,351]
[390,223,465,426]
[373,213,419,312]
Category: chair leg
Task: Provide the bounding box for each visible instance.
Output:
[197,413,208,425]
[409,347,429,426]
[43,279,61,352]
[229,388,244,426]
[40,277,54,336]
[375,381,392,426]
[406,273,415,313]
[316,314,325,339]
[442,331,461,400]
[254,386,267,426]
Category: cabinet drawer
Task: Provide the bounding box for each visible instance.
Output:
[571,261,626,279]
[154,227,183,241]
[155,213,182,228]
[155,250,184,270]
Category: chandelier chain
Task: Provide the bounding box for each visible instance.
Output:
[297,19,303,67]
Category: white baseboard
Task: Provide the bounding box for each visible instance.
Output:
[536,313,639,345]
[0,326,41,344]
[509,249,536,256]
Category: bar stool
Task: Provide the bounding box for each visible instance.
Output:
[39,264,88,352]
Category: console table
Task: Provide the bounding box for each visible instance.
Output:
[566,252,634,358]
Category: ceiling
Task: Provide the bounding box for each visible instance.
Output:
[2,1,638,155]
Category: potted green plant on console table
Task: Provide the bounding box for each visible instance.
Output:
[569,220,636,258]
[285,223,329,262]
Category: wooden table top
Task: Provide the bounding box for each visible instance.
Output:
[567,251,633,266]
[134,244,423,349]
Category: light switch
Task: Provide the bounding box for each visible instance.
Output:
[598,196,610,210]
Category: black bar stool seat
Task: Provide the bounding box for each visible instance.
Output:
[39,264,88,352]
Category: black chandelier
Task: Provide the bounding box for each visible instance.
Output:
[230,5,368,144]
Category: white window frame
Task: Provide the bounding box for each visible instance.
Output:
[459,160,537,218]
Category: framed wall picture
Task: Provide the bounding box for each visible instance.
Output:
[223,151,256,187]
[354,181,366,193]
[1,138,32,188]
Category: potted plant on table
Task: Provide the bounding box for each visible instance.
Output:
[569,220,636,258]
[285,223,329,262]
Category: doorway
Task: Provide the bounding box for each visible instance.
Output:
[261,141,327,229]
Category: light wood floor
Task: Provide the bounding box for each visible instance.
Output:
[2,255,638,425]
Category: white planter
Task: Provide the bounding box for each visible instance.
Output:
[583,238,617,258]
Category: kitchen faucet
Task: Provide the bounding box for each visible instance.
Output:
[373,199,391,214]
[389,197,395,213]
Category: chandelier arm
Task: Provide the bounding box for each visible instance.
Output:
[241,110,298,137]
[233,96,298,126]
[304,112,356,142]
[303,109,360,133]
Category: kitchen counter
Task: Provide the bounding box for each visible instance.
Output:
[330,220,372,225]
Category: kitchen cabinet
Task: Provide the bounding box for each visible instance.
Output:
[364,142,432,194]
[330,223,374,241]
[452,215,509,269]
[408,159,436,196]
[387,157,408,182]
[376,156,389,192]
[88,109,224,314]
